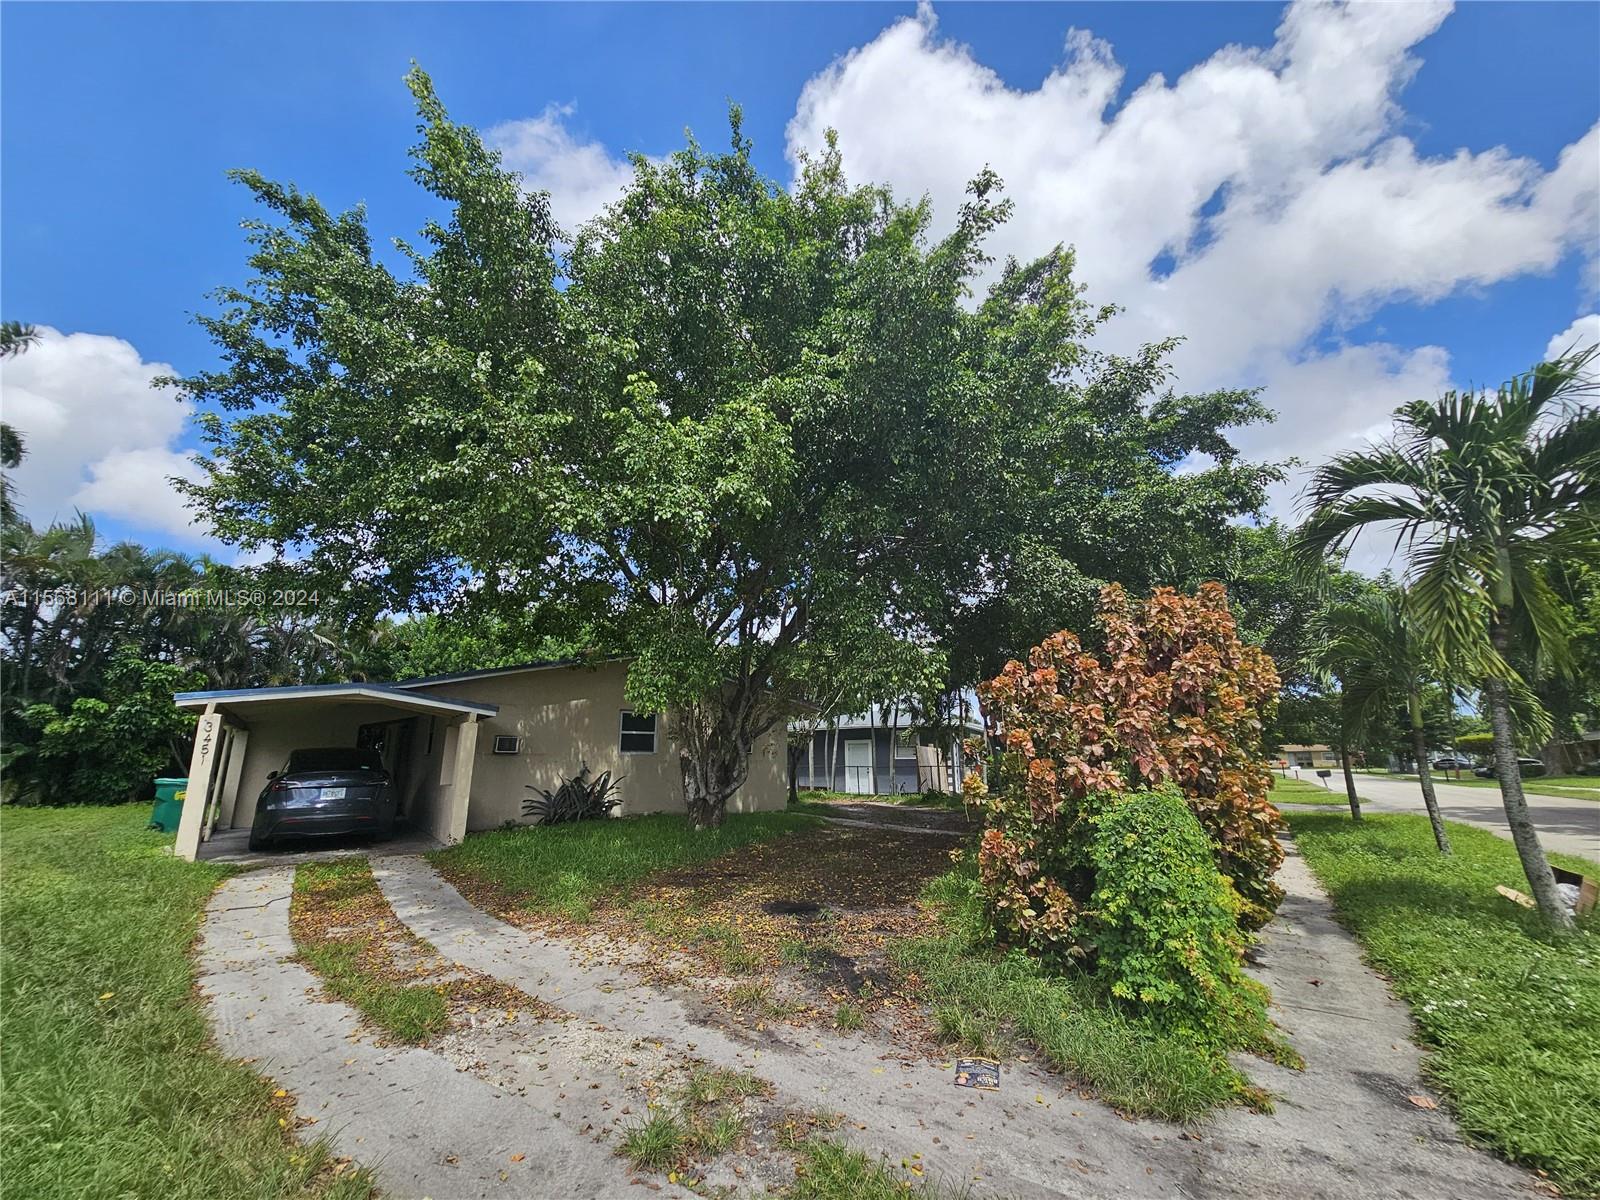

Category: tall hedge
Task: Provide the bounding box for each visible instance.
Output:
[965,582,1284,954]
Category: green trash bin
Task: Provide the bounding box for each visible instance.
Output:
[149,777,188,832]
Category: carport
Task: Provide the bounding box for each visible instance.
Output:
[171,683,498,862]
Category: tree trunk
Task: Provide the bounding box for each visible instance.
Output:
[681,747,741,830]
[786,739,802,806]
[1483,667,1573,932]
[1339,732,1362,821]
[1409,689,1451,855]
[676,697,764,831]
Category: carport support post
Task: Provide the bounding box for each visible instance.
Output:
[175,704,221,863]
[442,716,479,845]
[215,726,249,830]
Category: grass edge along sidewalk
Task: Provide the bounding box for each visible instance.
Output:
[0,804,374,1200]
[1285,810,1599,1197]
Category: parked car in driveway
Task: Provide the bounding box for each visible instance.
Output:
[1472,757,1547,780]
[1432,757,1474,770]
[249,747,397,851]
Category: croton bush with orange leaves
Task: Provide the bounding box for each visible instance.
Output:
[963,582,1285,959]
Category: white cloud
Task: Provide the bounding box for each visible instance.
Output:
[72,447,207,538]
[0,326,209,542]
[487,104,640,235]
[783,0,1600,542]
[1546,313,1600,361]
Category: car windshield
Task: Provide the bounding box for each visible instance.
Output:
[283,748,385,774]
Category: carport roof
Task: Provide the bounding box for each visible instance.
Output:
[174,682,498,718]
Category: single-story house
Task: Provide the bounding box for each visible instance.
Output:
[1278,744,1342,770]
[170,658,786,862]
[792,693,985,795]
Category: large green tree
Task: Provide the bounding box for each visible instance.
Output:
[1297,348,1599,930]
[175,69,1280,828]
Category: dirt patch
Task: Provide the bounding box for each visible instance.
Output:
[440,822,967,1039]
[289,858,562,1045]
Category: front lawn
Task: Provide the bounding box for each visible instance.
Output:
[0,804,373,1200]
[430,809,821,922]
[1285,811,1599,1195]
[1267,774,1349,804]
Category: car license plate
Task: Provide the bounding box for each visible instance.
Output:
[319,787,346,801]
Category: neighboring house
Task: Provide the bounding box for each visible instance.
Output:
[1278,744,1342,770]
[169,658,786,862]
[1541,728,1600,774]
[792,694,985,796]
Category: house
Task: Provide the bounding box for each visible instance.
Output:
[169,658,787,862]
[1278,744,1342,770]
[791,694,985,796]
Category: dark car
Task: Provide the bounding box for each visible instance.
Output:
[1432,757,1473,770]
[249,747,397,851]
[1472,757,1547,780]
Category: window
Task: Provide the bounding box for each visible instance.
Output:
[491,735,522,755]
[894,730,918,761]
[620,711,658,754]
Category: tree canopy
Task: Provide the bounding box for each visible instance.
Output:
[173,68,1282,826]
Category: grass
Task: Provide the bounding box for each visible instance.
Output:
[1285,810,1600,1195]
[785,1138,971,1199]
[893,872,1279,1121]
[0,804,374,1200]
[1268,774,1351,805]
[431,810,820,922]
[833,1000,866,1031]
[290,859,449,1043]
[619,1066,768,1176]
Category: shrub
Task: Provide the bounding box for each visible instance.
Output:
[1086,786,1268,1045]
[967,582,1284,950]
[9,652,199,806]
[521,763,623,824]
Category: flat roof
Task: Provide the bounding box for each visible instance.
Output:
[395,655,622,689]
[174,682,498,717]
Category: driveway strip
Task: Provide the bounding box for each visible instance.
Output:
[196,867,687,1200]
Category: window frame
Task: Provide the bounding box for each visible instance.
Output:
[619,710,658,755]
[893,729,918,761]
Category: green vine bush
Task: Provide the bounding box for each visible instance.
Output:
[1087,786,1270,1045]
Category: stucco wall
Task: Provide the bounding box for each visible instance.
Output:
[407,662,787,830]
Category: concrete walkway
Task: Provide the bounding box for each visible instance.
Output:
[195,868,689,1200]
[1313,772,1599,860]
[358,854,1533,1199]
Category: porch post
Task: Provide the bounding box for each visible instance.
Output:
[215,726,250,831]
[441,716,479,846]
[175,704,221,863]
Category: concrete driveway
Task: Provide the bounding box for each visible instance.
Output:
[1328,773,1599,860]
[197,831,1537,1199]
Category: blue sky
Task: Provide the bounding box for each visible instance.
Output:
[3,1,1597,560]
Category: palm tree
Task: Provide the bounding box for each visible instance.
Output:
[1316,589,1451,854]
[1296,348,1598,930]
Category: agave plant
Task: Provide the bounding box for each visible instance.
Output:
[522,763,624,825]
